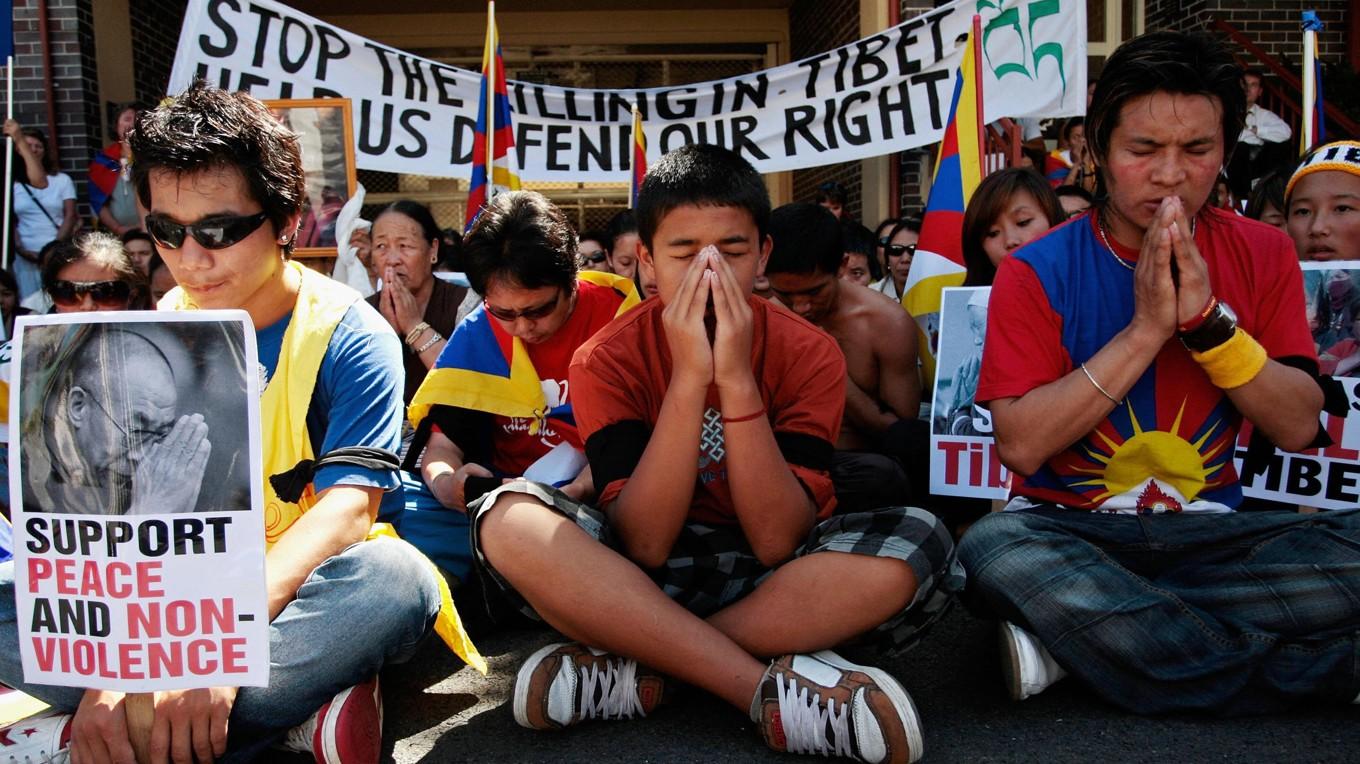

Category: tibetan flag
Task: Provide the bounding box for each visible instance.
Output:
[465,1,521,232]
[1300,11,1326,155]
[901,15,985,387]
[407,271,640,434]
[630,104,647,208]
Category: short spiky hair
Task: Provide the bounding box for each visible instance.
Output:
[128,80,307,254]
[1087,32,1245,183]
[635,144,770,248]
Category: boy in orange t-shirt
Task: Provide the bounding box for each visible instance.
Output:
[465,146,961,763]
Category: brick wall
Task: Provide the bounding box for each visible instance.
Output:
[1145,0,1348,68]
[788,0,865,224]
[129,0,187,106]
[10,0,101,218]
[895,1,937,215]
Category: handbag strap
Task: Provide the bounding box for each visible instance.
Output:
[19,181,62,230]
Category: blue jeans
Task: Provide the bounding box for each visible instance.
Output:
[959,507,1360,715]
[0,536,441,762]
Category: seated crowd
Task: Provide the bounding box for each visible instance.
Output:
[1,28,1359,764]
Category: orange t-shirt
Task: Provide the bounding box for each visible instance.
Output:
[570,295,845,525]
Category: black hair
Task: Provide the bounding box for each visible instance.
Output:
[42,232,146,301]
[462,191,578,295]
[120,229,153,246]
[1245,168,1288,221]
[1054,185,1095,204]
[1060,116,1084,143]
[147,251,169,279]
[128,80,307,255]
[766,202,843,276]
[635,144,770,248]
[886,216,922,245]
[1087,32,1246,192]
[604,210,638,253]
[578,229,607,248]
[0,268,18,295]
[375,199,442,245]
[841,222,880,280]
[962,168,1063,287]
[814,180,848,206]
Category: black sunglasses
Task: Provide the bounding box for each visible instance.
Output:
[484,290,562,322]
[885,243,917,258]
[49,279,132,308]
[580,251,607,265]
[145,211,270,250]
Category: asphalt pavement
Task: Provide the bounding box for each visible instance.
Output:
[266,603,1360,763]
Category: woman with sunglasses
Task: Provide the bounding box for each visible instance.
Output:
[40,232,144,313]
[869,217,920,302]
[397,191,637,583]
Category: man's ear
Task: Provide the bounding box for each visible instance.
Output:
[278,212,303,249]
[837,253,851,278]
[67,385,90,428]
[756,234,772,277]
[637,237,654,269]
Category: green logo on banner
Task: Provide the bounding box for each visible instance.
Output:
[977,0,1067,94]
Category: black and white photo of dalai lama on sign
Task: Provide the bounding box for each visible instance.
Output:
[13,312,258,515]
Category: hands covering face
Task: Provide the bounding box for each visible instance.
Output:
[660,246,755,390]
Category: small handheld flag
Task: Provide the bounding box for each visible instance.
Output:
[630,104,647,209]
[465,1,522,232]
[901,14,985,388]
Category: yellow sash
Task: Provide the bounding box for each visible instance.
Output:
[161,261,485,673]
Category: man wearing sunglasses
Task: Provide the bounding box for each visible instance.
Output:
[766,203,928,511]
[0,82,452,764]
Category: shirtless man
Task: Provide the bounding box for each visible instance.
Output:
[766,202,926,510]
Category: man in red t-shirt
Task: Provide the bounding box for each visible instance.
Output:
[958,32,1360,716]
[464,146,961,764]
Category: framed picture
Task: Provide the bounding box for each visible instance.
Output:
[262,98,357,262]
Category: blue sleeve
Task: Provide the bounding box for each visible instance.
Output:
[308,302,405,493]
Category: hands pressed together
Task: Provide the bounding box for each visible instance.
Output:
[127,414,211,515]
[377,268,424,338]
[1129,196,1214,345]
[660,246,756,392]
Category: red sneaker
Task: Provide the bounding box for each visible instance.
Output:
[278,676,383,764]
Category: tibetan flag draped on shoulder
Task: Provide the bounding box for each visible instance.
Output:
[408,271,640,433]
[630,104,647,208]
[901,15,984,387]
[464,1,521,232]
[1300,11,1325,155]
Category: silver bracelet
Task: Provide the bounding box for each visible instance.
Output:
[1080,363,1120,405]
[416,331,443,354]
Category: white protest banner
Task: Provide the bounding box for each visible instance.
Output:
[930,287,1009,498]
[169,0,1085,181]
[11,312,269,691]
[1236,262,1360,509]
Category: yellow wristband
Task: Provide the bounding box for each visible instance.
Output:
[1189,328,1267,389]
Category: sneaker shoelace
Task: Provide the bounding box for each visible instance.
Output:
[277,714,317,754]
[775,671,853,758]
[577,655,646,722]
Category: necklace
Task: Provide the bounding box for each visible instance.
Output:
[1096,211,1196,272]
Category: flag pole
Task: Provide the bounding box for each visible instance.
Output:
[4,55,13,271]
[485,1,496,203]
[1301,21,1315,155]
[972,15,985,170]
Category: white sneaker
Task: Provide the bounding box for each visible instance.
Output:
[750,650,923,764]
[0,712,72,764]
[999,622,1067,700]
[512,642,667,730]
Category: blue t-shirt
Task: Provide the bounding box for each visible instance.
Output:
[255,299,404,499]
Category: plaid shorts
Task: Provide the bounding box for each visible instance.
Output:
[468,479,965,654]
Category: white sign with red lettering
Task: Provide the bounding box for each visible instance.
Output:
[930,287,1010,498]
[10,312,268,690]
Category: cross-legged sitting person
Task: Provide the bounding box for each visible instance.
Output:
[957,31,1360,715]
[0,81,471,764]
[764,202,924,512]
[468,145,962,763]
